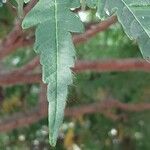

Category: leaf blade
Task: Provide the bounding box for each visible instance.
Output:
[22,0,83,146]
[96,0,150,58]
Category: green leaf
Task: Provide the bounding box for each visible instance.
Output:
[86,0,97,8]
[96,0,150,58]
[96,0,107,18]
[97,0,150,18]
[22,0,84,146]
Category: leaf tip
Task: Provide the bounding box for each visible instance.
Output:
[49,136,57,147]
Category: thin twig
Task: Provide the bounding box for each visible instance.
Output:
[0,58,150,85]
[0,97,150,132]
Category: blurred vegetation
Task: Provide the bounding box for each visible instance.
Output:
[0,5,150,150]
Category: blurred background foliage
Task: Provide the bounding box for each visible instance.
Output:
[0,4,150,150]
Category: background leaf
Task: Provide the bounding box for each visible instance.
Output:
[96,0,150,58]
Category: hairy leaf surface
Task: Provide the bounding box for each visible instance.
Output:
[22,0,83,146]
[96,0,150,58]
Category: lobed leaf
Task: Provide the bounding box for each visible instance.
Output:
[22,0,84,146]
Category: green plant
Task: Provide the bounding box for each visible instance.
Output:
[3,0,150,146]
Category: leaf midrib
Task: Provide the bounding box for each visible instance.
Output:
[53,0,58,136]
[121,0,150,39]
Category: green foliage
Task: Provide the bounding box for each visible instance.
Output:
[22,0,84,146]
[1,0,149,148]
[20,0,150,146]
[0,5,14,37]
[0,7,150,148]
[96,0,150,58]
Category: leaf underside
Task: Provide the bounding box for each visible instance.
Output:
[22,0,83,146]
